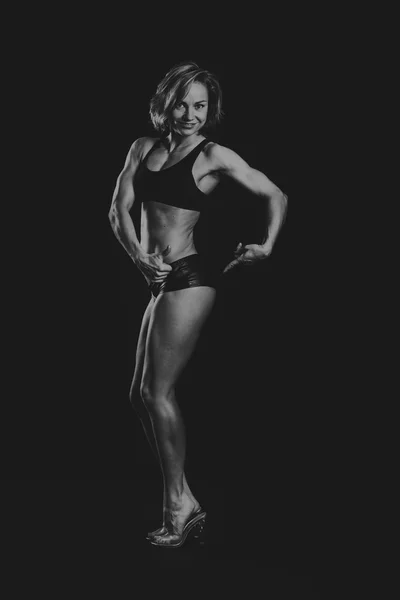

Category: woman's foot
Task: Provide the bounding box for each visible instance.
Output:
[146,483,200,539]
[149,493,206,548]
[146,492,201,541]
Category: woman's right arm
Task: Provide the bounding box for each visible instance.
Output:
[108,138,145,261]
[108,138,172,283]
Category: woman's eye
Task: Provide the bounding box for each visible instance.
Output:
[175,103,205,110]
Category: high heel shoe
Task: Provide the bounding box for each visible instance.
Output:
[146,505,203,541]
[149,507,206,548]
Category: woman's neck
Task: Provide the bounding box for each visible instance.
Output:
[164,132,204,153]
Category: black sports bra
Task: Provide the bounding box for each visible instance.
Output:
[134,138,210,212]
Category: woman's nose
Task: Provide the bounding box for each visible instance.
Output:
[184,106,194,120]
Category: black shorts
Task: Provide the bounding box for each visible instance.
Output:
[149,253,220,299]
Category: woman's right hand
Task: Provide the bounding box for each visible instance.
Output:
[133,245,173,285]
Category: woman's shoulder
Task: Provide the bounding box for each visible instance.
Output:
[128,136,159,163]
[130,136,160,158]
[203,141,239,168]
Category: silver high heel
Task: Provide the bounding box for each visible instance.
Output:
[148,507,206,548]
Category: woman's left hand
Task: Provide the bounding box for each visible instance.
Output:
[223,243,271,274]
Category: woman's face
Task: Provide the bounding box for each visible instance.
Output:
[171,81,209,136]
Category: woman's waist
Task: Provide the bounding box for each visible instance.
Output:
[140,233,197,263]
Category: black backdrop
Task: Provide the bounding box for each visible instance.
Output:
[12,43,325,482]
[9,32,331,519]
[3,17,350,588]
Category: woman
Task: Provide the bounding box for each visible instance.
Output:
[108,61,287,548]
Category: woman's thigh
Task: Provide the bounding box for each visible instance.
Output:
[142,286,216,396]
[130,296,155,399]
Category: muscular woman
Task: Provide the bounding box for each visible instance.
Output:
[109,61,287,548]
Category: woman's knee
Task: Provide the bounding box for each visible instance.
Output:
[140,382,173,414]
[140,382,156,408]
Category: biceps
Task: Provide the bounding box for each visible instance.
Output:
[235,167,278,196]
[112,170,135,211]
[111,140,143,211]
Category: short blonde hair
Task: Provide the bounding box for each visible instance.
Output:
[149,61,223,134]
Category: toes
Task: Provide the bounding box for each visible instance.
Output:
[151,533,180,546]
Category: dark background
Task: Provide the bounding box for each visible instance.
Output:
[21,53,311,480]
[4,23,340,585]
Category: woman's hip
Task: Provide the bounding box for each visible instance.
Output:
[149,254,220,299]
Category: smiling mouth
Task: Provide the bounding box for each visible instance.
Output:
[179,122,196,127]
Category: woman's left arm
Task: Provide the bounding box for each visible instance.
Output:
[210,144,288,271]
